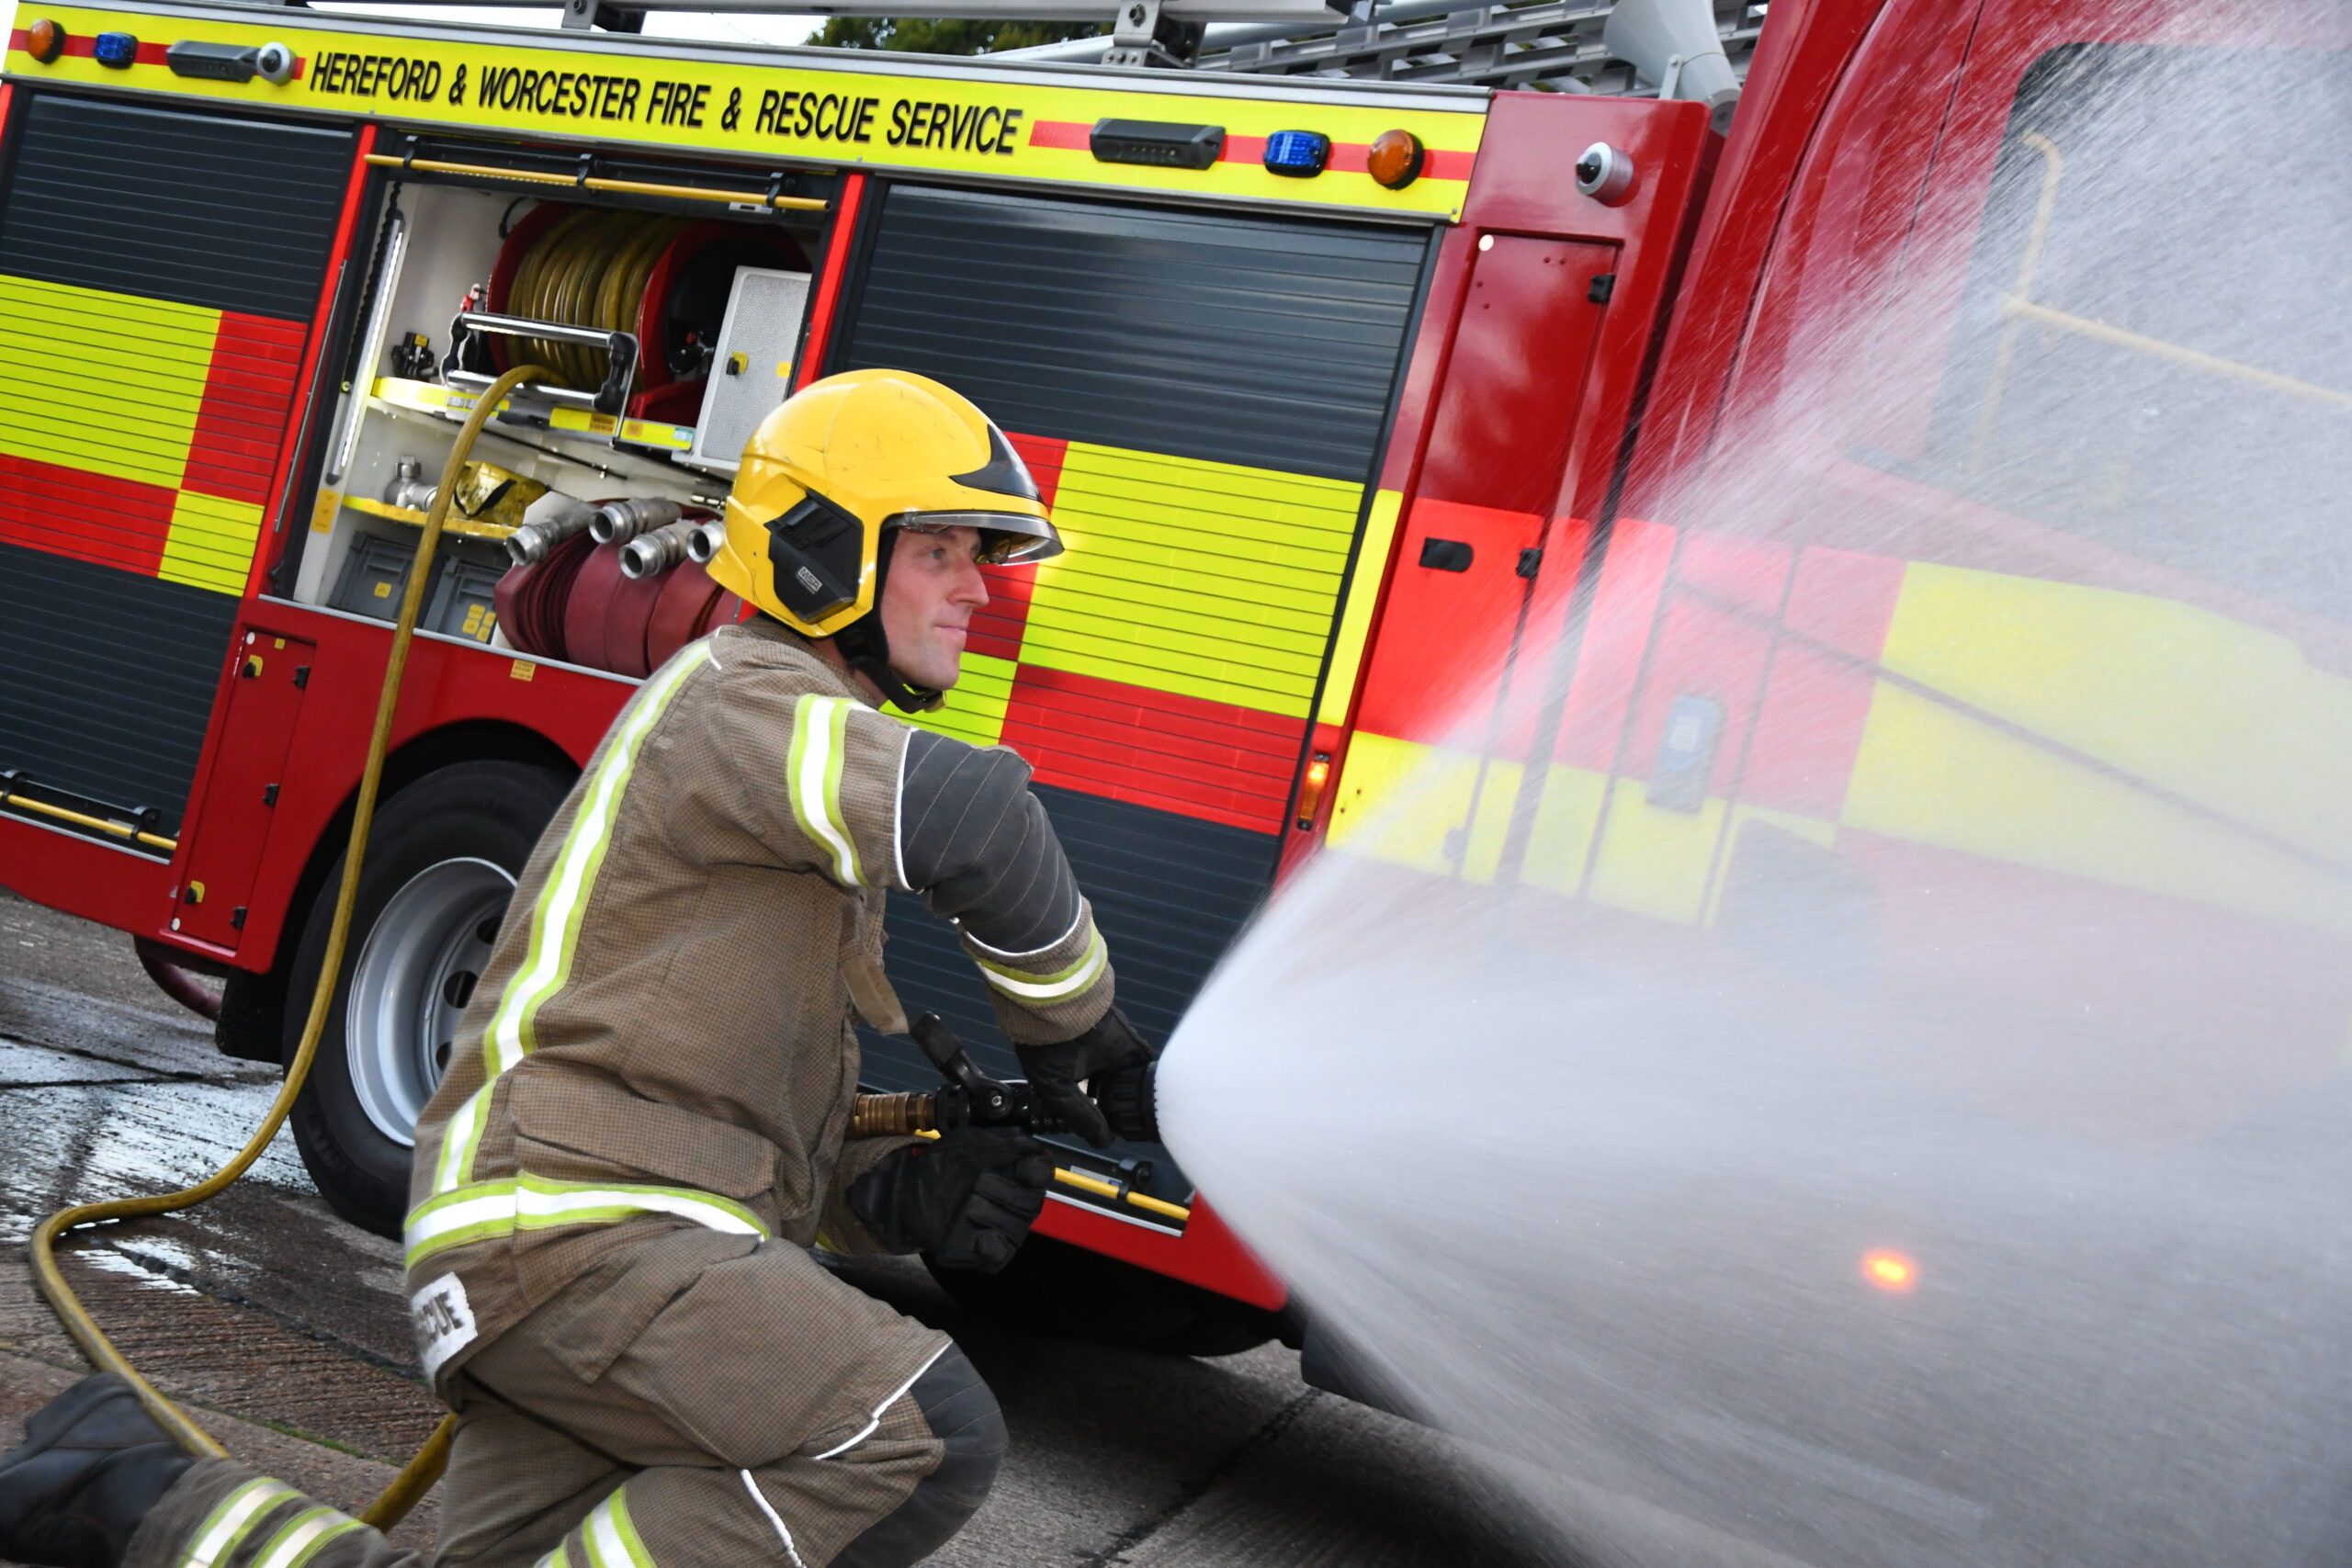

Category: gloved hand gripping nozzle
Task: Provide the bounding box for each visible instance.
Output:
[848,1013,1159,1145]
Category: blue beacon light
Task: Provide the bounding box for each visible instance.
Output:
[94,30,141,67]
[1262,130,1331,178]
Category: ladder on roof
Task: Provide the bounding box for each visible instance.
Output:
[1196,0,1763,93]
[260,0,1761,93]
[1009,0,1764,94]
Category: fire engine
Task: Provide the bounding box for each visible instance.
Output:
[1,0,2343,1393]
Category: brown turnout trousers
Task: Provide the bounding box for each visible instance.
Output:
[120,1232,1004,1568]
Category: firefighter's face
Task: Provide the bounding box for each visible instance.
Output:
[882,525,989,692]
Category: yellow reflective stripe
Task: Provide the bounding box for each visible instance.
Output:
[973,929,1108,1001]
[159,491,263,595]
[485,643,712,1075]
[1317,489,1405,727]
[0,274,217,488]
[250,1507,361,1568]
[788,694,863,886]
[905,651,1013,750]
[431,1083,495,1197]
[585,1488,658,1568]
[404,1175,769,1269]
[1023,443,1362,718]
[179,1478,298,1568]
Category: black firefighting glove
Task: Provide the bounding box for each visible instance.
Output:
[847,1127,1054,1273]
[1016,1005,1158,1148]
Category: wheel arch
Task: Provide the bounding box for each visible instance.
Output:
[214,721,579,1062]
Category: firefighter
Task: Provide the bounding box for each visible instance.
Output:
[0,368,1158,1568]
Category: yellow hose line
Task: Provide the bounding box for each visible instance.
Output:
[28,365,550,1525]
[363,154,829,212]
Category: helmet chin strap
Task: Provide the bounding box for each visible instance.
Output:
[831,527,944,714]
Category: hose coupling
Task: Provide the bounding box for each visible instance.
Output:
[685,517,727,564]
[505,497,596,566]
[849,1091,939,1138]
[591,497,683,545]
[619,519,704,580]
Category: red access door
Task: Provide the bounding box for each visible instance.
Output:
[173,630,316,951]
[1315,92,1716,878]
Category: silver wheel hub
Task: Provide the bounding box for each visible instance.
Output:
[345,857,514,1147]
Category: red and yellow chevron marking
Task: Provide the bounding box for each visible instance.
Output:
[0,275,304,594]
[1330,522,2352,939]
[907,434,1387,834]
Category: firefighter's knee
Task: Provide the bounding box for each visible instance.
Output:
[831,1347,1004,1568]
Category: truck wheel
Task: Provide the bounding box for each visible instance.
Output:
[924,1235,1278,1359]
[283,761,570,1236]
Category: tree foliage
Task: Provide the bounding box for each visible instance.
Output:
[809,16,1102,52]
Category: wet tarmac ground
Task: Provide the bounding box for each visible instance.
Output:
[0,890,1593,1568]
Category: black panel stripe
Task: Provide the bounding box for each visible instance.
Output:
[0,544,239,829]
[863,784,1272,1139]
[837,184,1425,482]
[0,95,351,318]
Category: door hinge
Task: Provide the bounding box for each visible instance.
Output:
[292,664,311,689]
[230,907,248,931]
[262,783,279,807]
[1516,547,1544,580]
[1588,272,1617,305]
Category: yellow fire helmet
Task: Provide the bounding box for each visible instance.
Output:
[706,368,1059,709]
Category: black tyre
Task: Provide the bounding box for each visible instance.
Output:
[925,1234,1278,1358]
[283,761,571,1236]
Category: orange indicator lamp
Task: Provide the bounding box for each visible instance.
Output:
[1366,130,1426,191]
[1861,1249,1918,1293]
[1295,751,1333,830]
[27,18,67,62]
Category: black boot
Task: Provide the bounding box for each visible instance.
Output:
[0,1374,193,1568]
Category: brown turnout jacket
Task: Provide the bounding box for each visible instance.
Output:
[401,617,1114,1432]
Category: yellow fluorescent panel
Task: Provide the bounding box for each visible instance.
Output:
[1318,490,1404,727]
[1025,443,1359,716]
[906,652,1014,750]
[1326,731,1524,883]
[160,492,261,594]
[1879,563,2352,867]
[0,276,218,488]
[1845,679,2352,938]
[1515,763,1608,896]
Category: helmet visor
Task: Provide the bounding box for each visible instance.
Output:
[893,511,1062,567]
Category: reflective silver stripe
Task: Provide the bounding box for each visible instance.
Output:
[425,646,710,1200]
[484,644,713,1078]
[789,694,863,886]
[253,1507,362,1568]
[404,1175,769,1269]
[179,1478,297,1568]
[583,1487,657,1568]
[972,929,1108,1001]
[740,1472,808,1568]
[812,1343,946,1461]
[432,1083,494,1197]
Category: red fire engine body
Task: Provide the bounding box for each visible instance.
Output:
[0,0,2342,1362]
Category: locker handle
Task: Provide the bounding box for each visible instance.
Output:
[1419,538,1474,572]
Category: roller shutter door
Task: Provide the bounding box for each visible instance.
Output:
[837,182,1428,1144]
[0,94,351,840]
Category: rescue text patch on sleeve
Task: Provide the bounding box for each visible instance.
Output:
[412,1272,480,1378]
